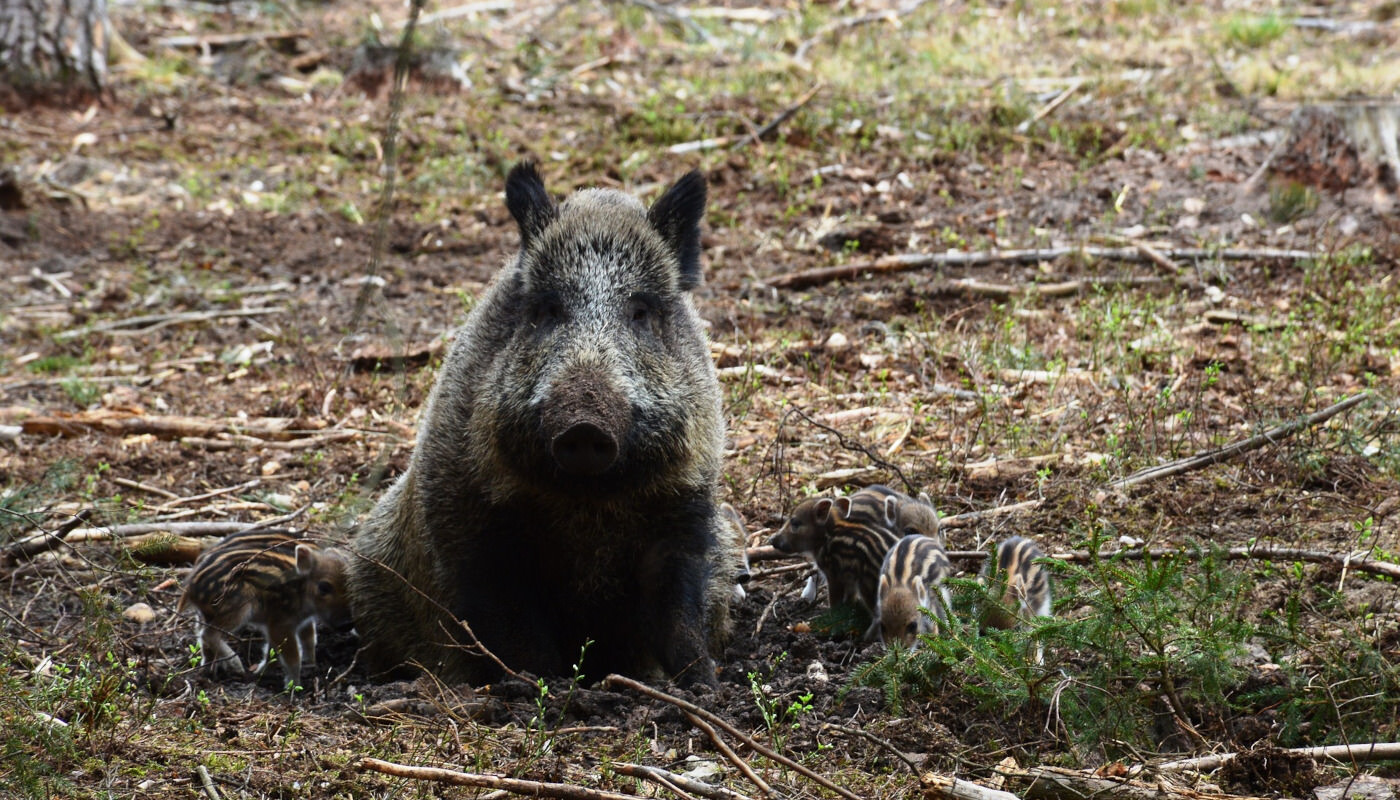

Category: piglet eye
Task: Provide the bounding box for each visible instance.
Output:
[906,621,918,635]
[317,580,334,596]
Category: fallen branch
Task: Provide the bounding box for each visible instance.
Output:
[941,545,1400,581]
[795,0,929,63]
[11,410,329,442]
[397,0,513,28]
[1015,79,1083,134]
[178,431,359,451]
[194,764,222,800]
[1003,764,1268,800]
[12,513,306,551]
[939,499,1044,530]
[54,307,284,341]
[0,510,92,564]
[923,774,1023,800]
[820,722,920,775]
[764,246,1323,291]
[357,757,642,800]
[680,713,772,797]
[156,31,307,51]
[952,275,1165,300]
[605,674,862,800]
[155,480,261,511]
[113,477,180,500]
[1110,392,1370,488]
[1158,741,1400,773]
[612,763,755,800]
[735,82,824,148]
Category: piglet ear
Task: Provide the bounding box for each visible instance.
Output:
[884,495,901,527]
[814,498,834,525]
[506,162,557,249]
[295,544,316,576]
[648,170,707,291]
[913,576,929,606]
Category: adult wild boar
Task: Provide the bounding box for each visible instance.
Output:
[348,164,732,686]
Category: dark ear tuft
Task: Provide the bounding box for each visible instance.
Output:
[647,170,707,291]
[505,162,556,249]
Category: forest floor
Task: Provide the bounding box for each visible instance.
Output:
[3,0,1400,798]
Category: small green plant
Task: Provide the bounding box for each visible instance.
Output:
[60,378,101,408]
[1268,181,1318,223]
[747,652,814,751]
[524,639,591,759]
[1221,13,1288,48]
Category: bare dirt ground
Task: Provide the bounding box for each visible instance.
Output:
[3,1,1400,798]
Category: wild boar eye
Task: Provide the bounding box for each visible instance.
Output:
[532,298,564,328]
[627,296,658,332]
[906,621,918,635]
[317,580,334,596]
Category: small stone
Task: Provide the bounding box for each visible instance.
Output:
[261,461,282,476]
[806,661,829,683]
[1204,285,1226,304]
[1183,197,1205,214]
[824,331,850,352]
[123,602,156,624]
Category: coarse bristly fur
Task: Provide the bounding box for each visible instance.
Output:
[347,164,729,686]
[980,535,1054,663]
[178,529,353,688]
[871,534,953,647]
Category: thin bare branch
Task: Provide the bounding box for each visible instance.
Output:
[612,763,757,800]
[765,246,1325,291]
[605,674,863,800]
[357,757,642,799]
[1158,741,1400,772]
[1110,392,1370,488]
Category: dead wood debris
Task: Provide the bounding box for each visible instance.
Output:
[54,307,285,341]
[612,763,756,800]
[1159,741,1400,773]
[938,545,1400,581]
[764,246,1324,291]
[356,757,645,800]
[605,674,861,800]
[1109,392,1370,488]
[1001,764,1269,800]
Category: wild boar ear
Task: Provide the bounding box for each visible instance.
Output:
[883,495,901,527]
[814,498,834,524]
[295,544,316,576]
[833,496,853,519]
[505,162,557,249]
[648,170,707,291]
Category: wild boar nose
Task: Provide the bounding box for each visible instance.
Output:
[552,422,618,475]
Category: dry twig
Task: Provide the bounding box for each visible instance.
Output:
[1110,392,1370,488]
[612,763,756,800]
[605,674,863,800]
[0,509,92,564]
[682,711,772,797]
[1158,741,1400,772]
[357,757,642,800]
[942,544,1400,580]
[764,246,1323,290]
[55,307,284,341]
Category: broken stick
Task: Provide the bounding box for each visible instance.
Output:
[765,246,1322,290]
[1110,391,1370,488]
[1158,741,1400,772]
[357,757,641,800]
[605,674,862,800]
